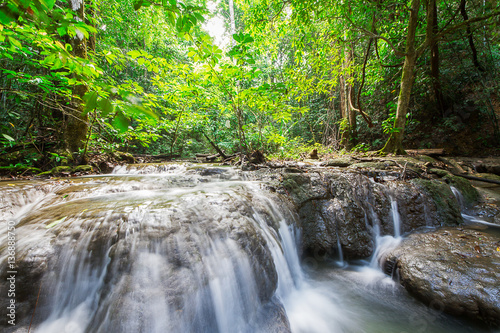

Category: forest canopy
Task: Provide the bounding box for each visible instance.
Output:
[0,0,499,170]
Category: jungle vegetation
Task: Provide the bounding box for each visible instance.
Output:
[0,0,499,170]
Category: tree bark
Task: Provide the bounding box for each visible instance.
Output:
[460,0,485,71]
[381,0,420,155]
[428,0,446,115]
[340,46,355,149]
[64,0,89,154]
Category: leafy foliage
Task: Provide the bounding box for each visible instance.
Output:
[0,0,499,170]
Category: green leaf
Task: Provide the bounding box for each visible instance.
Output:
[44,0,56,10]
[2,134,15,142]
[8,37,22,49]
[128,50,142,59]
[233,33,243,43]
[98,98,114,117]
[123,104,158,120]
[167,12,176,25]
[83,91,98,114]
[57,26,67,36]
[243,35,254,44]
[112,112,130,133]
[194,13,204,23]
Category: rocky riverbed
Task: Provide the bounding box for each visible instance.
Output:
[1,160,499,331]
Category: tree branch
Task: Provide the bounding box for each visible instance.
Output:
[345,15,406,57]
[417,8,500,56]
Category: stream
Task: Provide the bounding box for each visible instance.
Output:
[0,164,497,332]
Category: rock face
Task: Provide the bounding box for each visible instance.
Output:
[384,227,500,327]
[279,171,466,259]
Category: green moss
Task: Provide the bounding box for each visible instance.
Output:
[38,166,72,176]
[280,174,311,205]
[442,174,480,206]
[112,152,135,163]
[429,169,480,206]
[429,168,449,177]
[410,178,462,226]
[477,173,500,182]
[413,155,438,164]
[0,165,42,174]
[74,165,93,172]
[38,165,94,176]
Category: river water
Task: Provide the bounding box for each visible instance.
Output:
[0,164,494,332]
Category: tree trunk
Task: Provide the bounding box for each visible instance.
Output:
[339,73,348,146]
[381,0,420,155]
[340,46,355,149]
[460,0,485,71]
[348,84,357,145]
[64,0,89,154]
[428,0,446,115]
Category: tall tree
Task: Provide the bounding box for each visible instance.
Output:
[64,0,89,155]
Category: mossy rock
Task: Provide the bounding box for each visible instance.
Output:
[443,174,481,206]
[410,178,463,226]
[322,158,355,167]
[349,161,397,170]
[112,151,135,163]
[74,165,93,172]
[477,173,500,182]
[429,168,450,177]
[428,169,480,206]
[280,173,329,206]
[0,165,42,175]
[413,155,438,164]
[38,166,73,176]
[38,165,94,176]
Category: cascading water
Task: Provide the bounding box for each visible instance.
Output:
[451,185,500,227]
[1,164,489,333]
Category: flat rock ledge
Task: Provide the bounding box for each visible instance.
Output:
[384,227,500,327]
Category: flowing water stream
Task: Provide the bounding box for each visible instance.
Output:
[0,164,494,332]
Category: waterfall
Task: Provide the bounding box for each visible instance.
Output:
[390,197,401,238]
[1,165,486,333]
[451,186,500,227]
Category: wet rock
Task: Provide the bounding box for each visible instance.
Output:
[280,171,463,260]
[38,165,73,176]
[428,169,481,207]
[112,151,136,163]
[73,165,93,173]
[349,161,397,170]
[320,157,355,167]
[254,297,291,333]
[477,173,500,182]
[410,178,463,225]
[384,227,500,327]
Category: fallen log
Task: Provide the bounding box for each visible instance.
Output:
[133,154,180,159]
[205,154,220,161]
[451,173,500,185]
[406,148,445,156]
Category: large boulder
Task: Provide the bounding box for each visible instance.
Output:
[384,227,500,327]
[279,171,464,259]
